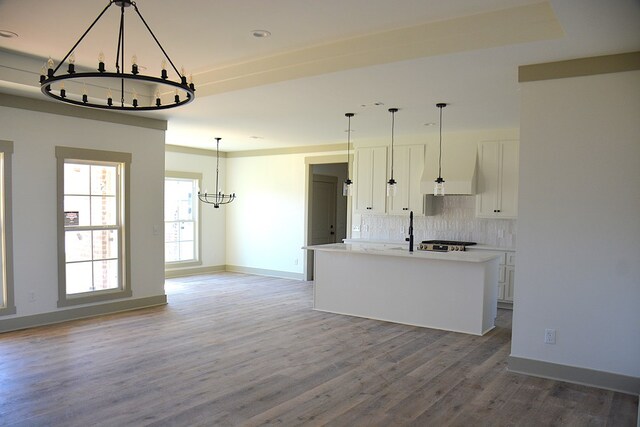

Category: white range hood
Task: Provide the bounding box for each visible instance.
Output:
[420,141,477,195]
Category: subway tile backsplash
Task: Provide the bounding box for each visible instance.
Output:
[358,196,516,249]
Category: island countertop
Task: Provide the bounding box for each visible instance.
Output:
[303,243,501,263]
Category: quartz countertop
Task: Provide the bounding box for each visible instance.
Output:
[343,239,515,252]
[303,243,502,263]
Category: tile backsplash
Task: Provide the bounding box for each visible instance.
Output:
[357,196,516,249]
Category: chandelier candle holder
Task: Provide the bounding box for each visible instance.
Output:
[343,112,355,197]
[434,103,447,196]
[387,108,399,197]
[39,0,195,111]
[198,138,236,208]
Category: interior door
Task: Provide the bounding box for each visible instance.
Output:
[312,176,337,245]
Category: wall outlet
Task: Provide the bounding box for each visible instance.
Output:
[294,258,298,265]
[400,226,405,234]
[544,328,556,344]
[28,291,36,302]
[352,225,360,232]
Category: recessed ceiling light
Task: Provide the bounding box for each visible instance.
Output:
[249,135,264,139]
[360,102,385,108]
[424,122,436,127]
[0,30,19,38]
[251,30,271,38]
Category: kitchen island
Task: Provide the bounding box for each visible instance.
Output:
[303,243,501,335]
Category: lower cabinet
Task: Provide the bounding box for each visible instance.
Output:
[474,248,515,307]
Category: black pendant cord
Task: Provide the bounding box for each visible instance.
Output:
[347,114,351,179]
[116,2,125,106]
[215,137,221,197]
[50,1,113,75]
[389,108,397,181]
[438,105,443,179]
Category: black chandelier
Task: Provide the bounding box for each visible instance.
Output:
[198,138,236,208]
[39,0,195,111]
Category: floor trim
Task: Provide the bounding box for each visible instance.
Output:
[165,265,226,279]
[0,295,167,333]
[508,355,640,396]
[225,265,304,281]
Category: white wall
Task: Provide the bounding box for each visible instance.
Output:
[225,151,343,276]
[0,105,166,318]
[165,150,227,270]
[512,70,640,377]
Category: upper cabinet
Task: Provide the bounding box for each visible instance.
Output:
[354,146,387,214]
[388,145,426,215]
[476,140,519,218]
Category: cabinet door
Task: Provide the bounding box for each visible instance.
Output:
[354,148,373,213]
[354,146,387,214]
[497,141,518,218]
[370,146,388,214]
[388,145,425,215]
[504,266,515,302]
[476,142,500,217]
[476,140,519,219]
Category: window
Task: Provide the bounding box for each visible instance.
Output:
[164,172,201,266]
[56,147,131,306]
[0,140,15,316]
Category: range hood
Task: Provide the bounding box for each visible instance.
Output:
[420,142,477,195]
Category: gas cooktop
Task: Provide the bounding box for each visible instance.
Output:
[418,240,477,252]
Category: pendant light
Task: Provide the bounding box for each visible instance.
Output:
[434,103,447,196]
[198,138,236,208]
[387,108,398,197]
[343,113,355,197]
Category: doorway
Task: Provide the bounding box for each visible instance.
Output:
[305,160,350,281]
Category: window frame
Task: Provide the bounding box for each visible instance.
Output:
[56,147,132,307]
[164,171,202,268]
[0,140,15,316]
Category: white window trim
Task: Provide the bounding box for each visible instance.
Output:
[164,171,202,269]
[56,147,132,307]
[0,140,15,316]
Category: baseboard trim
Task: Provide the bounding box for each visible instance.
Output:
[165,265,226,279]
[0,295,167,334]
[225,265,304,281]
[508,356,640,396]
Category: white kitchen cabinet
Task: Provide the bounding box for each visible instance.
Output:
[354,146,387,214]
[388,145,425,215]
[476,140,519,218]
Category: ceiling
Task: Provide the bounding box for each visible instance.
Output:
[0,0,639,151]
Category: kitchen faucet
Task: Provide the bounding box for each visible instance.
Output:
[406,210,414,252]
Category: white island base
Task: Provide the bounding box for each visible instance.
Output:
[307,244,500,336]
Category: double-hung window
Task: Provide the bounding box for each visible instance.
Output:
[0,140,15,316]
[164,172,201,266]
[56,147,131,306]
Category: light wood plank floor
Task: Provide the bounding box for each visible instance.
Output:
[0,273,637,426]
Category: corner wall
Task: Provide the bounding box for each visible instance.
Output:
[0,102,166,331]
[512,68,640,389]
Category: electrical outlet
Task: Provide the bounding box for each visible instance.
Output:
[544,328,556,344]
[28,291,36,302]
[400,226,405,234]
[294,258,298,265]
[352,225,360,232]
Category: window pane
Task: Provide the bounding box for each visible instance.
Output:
[65,230,92,262]
[165,242,179,262]
[91,165,117,196]
[90,195,116,226]
[64,164,90,195]
[165,222,179,243]
[64,196,91,227]
[164,180,180,220]
[93,260,119,291]
[66,262,93,294]
[93,230,118,260]
[178,221,194,242]
[179,241,194,261]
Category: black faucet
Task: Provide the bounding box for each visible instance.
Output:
[405,210,414,252]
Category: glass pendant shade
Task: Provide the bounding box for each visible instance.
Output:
[387,178,397,197]
[434,177,445,196]
[343,179,353,196]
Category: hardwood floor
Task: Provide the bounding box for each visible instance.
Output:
[0,272,637,426]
